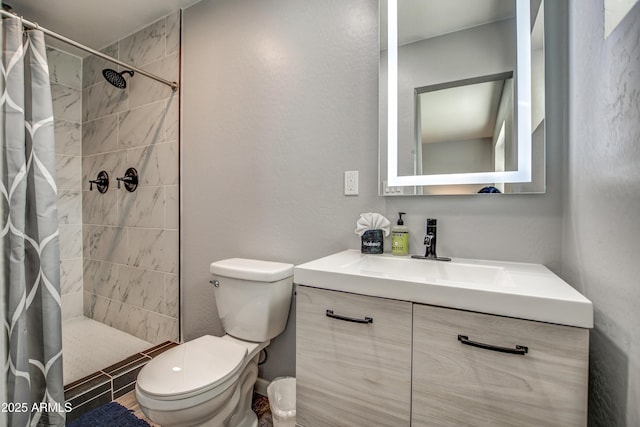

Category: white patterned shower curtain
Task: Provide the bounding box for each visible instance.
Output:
[1,18,66,427]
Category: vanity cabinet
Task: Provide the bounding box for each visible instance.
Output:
[296,286,589,427]
[296,286,412,427]
[412,304,589,426]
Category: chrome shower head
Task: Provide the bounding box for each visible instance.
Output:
[102,68,134,89]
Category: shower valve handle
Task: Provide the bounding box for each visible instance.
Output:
[89,171,109,193]
[116,167,139,192]
[116,176,133,188]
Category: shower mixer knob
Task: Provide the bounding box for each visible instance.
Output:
[116,167,139,192]
[89,171,109,193]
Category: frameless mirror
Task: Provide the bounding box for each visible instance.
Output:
[380,0,545,195]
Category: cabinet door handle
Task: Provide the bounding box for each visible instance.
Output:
[457,335,528,355]
[326,310,373,324]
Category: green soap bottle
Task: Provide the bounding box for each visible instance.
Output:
[391,212,409,256]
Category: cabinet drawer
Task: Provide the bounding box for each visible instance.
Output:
[412,304,589,426]
[296,286,412,427]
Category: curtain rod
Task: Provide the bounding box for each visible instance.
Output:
[0,9,179,92]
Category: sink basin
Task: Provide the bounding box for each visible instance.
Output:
[294,250,593,328]
[340,255,506,287]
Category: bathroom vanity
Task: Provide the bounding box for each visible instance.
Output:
[294,250,592,427]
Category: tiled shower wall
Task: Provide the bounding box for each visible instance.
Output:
[81,12,180,343]
[48,48,84,320]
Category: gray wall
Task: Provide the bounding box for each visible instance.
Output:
[182,0,566,381]
[182,0,567,381]
[565,1,640,425]
[181,10,640,425]
[182,0,382,378]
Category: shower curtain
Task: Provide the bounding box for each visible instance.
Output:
[1,18,66,426]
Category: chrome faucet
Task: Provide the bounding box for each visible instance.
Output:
[411,218,451,261]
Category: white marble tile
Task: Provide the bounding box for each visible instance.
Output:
[56,155,82,191]
[82,189,102,225]
[118,101,167,148]
[60,258,83,295]
[82,151,126,189]
[54,120,81,156]
[83,81,129,122]
[127,141,178,186]
[47,47,82,89]
[83,187,118,226]
[51,83,82,122]
[128,229,178,273]
[85,294,115,327]
[62,292,84,321]
[57,190,82,225]
[83,43,118,89]
[166,96,179,142]
[120,18,166,68]
[111,301,148,341]
[116,266,146,308]
[118,186,165,228]
[87,226,129,265]
[165,186,179,230]
[166,12,181,56]
[84,259,119,299]
[146,311,179,343]
[82,226,91,259]
[118,266,165,314]
[59,224,83,260]
[160,141,179,185]
[83,115,119,155]
[86,295,148,339]
[164,273,179,318]
[129,54,179,109]
[83,292,96,319]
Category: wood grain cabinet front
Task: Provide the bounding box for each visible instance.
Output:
[296,285,412,427]
[411,303,589,426]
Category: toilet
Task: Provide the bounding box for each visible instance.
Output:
[135,258,294,427]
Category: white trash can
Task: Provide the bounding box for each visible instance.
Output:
[267,377,296,427]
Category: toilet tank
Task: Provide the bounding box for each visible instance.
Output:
[210,258,294,342]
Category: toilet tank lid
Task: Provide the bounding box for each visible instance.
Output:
[210,258,294,282]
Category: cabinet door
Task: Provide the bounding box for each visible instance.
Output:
[296,286,412,427]
[412,304,589,426]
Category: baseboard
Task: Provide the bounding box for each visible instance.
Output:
[254,377,270,396]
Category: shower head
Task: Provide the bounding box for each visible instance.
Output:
[102,69,134,89]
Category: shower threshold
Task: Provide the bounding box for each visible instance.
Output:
[63,317,153,384]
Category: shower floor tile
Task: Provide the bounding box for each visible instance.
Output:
[62,317,152,385]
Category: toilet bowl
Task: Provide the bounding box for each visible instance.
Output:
[135,258,294,427]
[136,335,266,427]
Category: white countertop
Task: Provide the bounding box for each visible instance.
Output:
[294,250,593,328]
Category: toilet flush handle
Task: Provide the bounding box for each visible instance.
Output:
[209,280,220,287]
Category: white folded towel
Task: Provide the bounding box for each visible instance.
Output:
[354,212,391,237]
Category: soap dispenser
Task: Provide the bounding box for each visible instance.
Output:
[391,212,409,256]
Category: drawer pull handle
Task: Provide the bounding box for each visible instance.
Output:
[326,310,373,324]
[457,335,528,355]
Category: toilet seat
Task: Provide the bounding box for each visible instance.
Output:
[137,335,247,401]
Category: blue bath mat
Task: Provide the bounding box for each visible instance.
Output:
[67,402,151,427]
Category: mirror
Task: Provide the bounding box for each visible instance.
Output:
[380,0,545,195]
